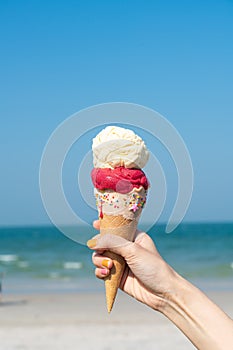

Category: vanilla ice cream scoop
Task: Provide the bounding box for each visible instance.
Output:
[92,125,149,169]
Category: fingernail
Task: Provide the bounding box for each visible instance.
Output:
[101,268,108,276]
[102,259,110,268]
[87,238,97,248]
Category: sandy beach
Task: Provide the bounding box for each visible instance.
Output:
[0,287,232,350]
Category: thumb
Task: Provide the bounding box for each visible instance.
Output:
[87,234,138,260]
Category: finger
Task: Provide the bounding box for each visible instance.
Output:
[93,220,100,230]
[92,252,113,269]
[95,267,110,279]
[87,234,106,254]
[87,234,136,259]
[87,233,160,276]
[88,232,157,257]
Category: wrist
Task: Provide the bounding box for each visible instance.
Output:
[156,268,183,314]
[146,263,182,314]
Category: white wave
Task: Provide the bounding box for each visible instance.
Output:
[230,262,233,269]
[18,261,29,268]
[63,261,82,270]
[49,272,60,279]
[0,254,18,262]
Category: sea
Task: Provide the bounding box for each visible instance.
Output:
[0,223,232,295]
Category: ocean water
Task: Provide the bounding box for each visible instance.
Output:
[0,223,232,293]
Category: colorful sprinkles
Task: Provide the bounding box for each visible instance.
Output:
[129,193,146,211]
[95,190,147,218]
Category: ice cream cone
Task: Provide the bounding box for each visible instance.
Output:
[99,214,138,313]
[93,185,147,312]
[91,125,150,312]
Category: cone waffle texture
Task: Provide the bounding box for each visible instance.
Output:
[100,214,138,313]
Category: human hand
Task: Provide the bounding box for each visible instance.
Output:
[87,220,178,311]
[88,221,233,349]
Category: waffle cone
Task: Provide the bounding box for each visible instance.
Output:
[100,214,138,313]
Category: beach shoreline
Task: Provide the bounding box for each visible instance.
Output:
[0,286,232,350]
[0,223,232,349]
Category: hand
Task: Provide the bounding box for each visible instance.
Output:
[87,220,233,349]
[87,220,178,311]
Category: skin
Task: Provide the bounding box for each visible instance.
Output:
[87,220,233,350]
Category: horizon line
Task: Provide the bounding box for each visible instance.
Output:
[0,220,233,229]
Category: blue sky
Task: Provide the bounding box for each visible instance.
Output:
[0,0,233,226]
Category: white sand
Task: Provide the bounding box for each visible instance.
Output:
[0,290,232,350]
